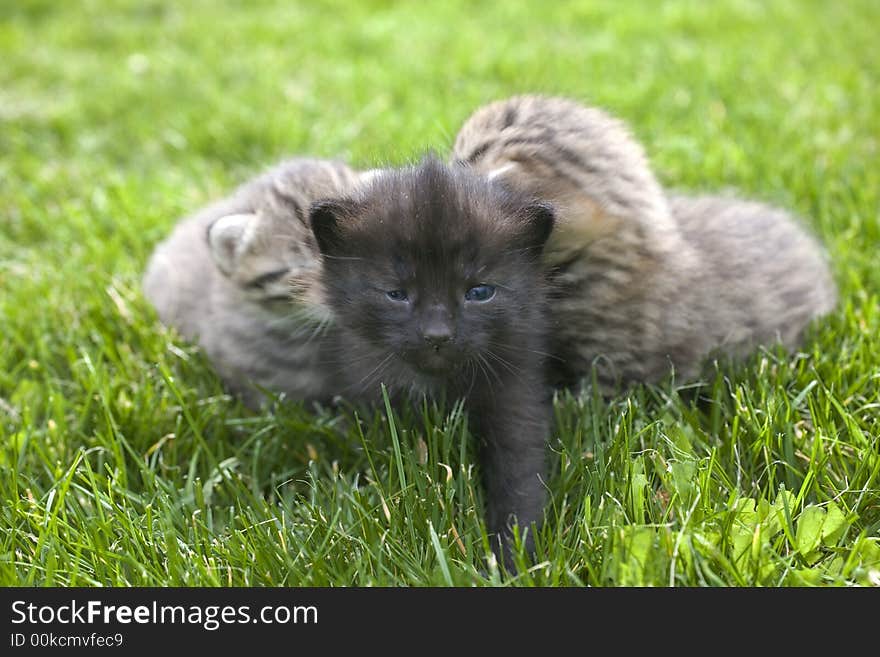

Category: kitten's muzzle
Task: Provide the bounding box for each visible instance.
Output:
[422,330,453,350]
[420,318,455,351]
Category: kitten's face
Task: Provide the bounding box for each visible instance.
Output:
[311,158,553,390]
[207,210,319,304]
[206,164,378,316]
[322,235,520,377]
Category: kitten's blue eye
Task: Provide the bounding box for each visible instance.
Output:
[386,289,409,302]
[464,284,496,302]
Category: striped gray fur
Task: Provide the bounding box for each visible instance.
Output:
[452,95,837,387]
[143,157,370,408]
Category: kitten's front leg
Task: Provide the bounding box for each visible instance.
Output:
[473,384,551,566]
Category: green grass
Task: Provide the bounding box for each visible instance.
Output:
[1,0,878,586]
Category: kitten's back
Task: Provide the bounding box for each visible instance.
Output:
[453,95,681,263]
[669,194,837,352]
[452,95,838,387]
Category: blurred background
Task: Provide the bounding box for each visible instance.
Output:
[2,0,877,270]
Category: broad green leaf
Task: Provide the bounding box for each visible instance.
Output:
[757,498,782,536]
[787,568,823,585]
[773,489,797,514]
[731,525,752,567]
[670,460,696,500]
[820,501,849,546]
[629,526,654,568]
[734,496,757,522]
[796,505,825,559]
[669,422,698,456]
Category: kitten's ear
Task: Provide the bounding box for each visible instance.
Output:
[207,213,257,275]
[356,168,384,186]
[518,202,556,253]
[486,162,520,181]
[310,199,358,256]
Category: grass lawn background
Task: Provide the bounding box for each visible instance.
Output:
[1,0,878,586]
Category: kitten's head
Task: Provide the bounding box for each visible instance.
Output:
[207,209,316,304]
[207,159,375,316]
[310,156,554,389]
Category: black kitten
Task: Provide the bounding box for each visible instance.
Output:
[310,156,555,564]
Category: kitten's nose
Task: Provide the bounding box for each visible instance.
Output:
[421,307,454,349]
[422,324,454,349]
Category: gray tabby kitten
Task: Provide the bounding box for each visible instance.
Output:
[453,95,837,388]
[143,157,373,408]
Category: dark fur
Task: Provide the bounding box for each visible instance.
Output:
[310,157,555,562]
